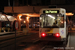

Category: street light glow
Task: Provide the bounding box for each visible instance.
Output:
[18,14,22,20]
[26,16,30,22]
[20,19,22,20]
[24,21,26,23]
[66,13,74,16]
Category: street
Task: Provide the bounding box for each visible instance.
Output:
[17,39,65,50]
[0,32,39,50]
[17,32,75,50]
[69,32,75,50]
[0,0,75,50]
[0,31,75,50]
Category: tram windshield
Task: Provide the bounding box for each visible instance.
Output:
[40,14,64,28]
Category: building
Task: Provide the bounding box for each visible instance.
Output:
[4,0,75,31]
[4,0,75,13]
[11,0,75,6]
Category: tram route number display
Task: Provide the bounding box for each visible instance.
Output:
[43,10,59,13]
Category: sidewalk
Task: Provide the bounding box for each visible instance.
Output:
[0,32,15,36]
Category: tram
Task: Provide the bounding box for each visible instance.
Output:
[39,8,68,44]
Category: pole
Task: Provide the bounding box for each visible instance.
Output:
[15,29,16,50]
[12,0,16,49]
[8,0,10,6]
[13,0,15,6]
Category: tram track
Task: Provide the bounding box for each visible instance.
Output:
[41,41,66,50]
[20,40,66,50]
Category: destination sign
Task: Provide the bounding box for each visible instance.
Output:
[43,10,59,13]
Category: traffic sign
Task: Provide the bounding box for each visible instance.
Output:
[15,21,19,30]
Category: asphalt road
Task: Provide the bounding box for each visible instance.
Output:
[17,32,75,50]
[0,33,39,50]
[1,32,75,50]
[17,40,66,50]
[69,32,75,50]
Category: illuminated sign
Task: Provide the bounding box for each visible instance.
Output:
[43,10,59,13]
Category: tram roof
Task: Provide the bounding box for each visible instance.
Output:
[40,8,66,15]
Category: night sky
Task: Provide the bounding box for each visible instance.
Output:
[0,0,75,12]
[0,0,13,12]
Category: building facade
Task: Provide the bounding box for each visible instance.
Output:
[12,0,75,6]
[4,0,75,32]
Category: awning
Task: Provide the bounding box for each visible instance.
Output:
[0,14,17,21]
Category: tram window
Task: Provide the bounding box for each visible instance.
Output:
[40,14,64,28]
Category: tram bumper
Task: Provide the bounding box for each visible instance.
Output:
[40,36,66,42]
